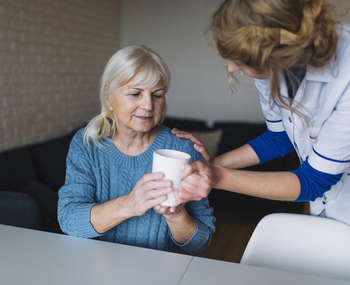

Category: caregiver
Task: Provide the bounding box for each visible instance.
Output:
[174,0,350,225]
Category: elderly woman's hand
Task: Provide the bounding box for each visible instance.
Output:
[171,128,213,163]
[153,203,185,216]
[124,172,173,217]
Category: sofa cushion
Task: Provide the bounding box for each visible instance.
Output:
[213,122,268,138]
[22,180,59,230]
[163,117,209,131]
[0,148,37,192]
[0,190,40,230]
[28,132,75,191]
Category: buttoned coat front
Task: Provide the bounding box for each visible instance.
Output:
[255,23,350,225]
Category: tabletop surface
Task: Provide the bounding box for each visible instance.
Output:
[0,224,192,285]
[1,224,349,285]
[179,256,350,285]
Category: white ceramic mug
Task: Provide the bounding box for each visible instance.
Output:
[152,149,191,207]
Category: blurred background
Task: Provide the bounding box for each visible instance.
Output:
[1,0,349,152]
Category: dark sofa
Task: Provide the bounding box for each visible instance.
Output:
[0,117,304,233]
[0,128,79,233]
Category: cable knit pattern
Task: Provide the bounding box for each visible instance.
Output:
[58,125,215,255]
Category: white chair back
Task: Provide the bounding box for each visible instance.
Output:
[240,213,350,281]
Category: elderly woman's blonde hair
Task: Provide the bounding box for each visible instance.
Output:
[84,45,171,147]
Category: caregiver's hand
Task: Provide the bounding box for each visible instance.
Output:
[171,128,212,162]
[174,160,221,204]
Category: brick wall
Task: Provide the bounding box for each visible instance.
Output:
[0,0,121,151]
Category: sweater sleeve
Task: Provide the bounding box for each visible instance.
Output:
[170,199,215,255]
[247,130,295,164]
[168,141,216,255]
[57,130,102,238]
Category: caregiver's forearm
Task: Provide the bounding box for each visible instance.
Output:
[214,144,260,170]
[214,165,300,201]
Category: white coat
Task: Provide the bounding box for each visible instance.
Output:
[255,23,350,226]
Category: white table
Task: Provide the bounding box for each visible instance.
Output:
[1,224,349,285]
[179,257,350,285]
[0,224,192,285]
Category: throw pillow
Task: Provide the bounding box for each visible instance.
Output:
[191,129,223,157]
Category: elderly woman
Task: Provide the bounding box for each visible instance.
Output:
[58,45,215,255]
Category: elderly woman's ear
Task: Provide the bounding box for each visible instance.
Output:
[105,97,114,111]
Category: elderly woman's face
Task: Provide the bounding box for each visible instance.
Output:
[106,75,166,135]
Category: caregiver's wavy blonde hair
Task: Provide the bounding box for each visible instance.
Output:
[208,0,339,124]
[84,45,171,147]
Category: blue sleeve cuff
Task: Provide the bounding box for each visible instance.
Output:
[291,158,343,202]
[170,220,212,255]
[58,201,102,238]
[73,203,102,238]
[248,130,294,164]
[169,197,215,255]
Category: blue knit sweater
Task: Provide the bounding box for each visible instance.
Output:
[58,125,215,255]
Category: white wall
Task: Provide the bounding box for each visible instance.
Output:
[121,0,350,126]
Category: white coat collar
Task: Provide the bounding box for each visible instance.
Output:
[305,55,336,83]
